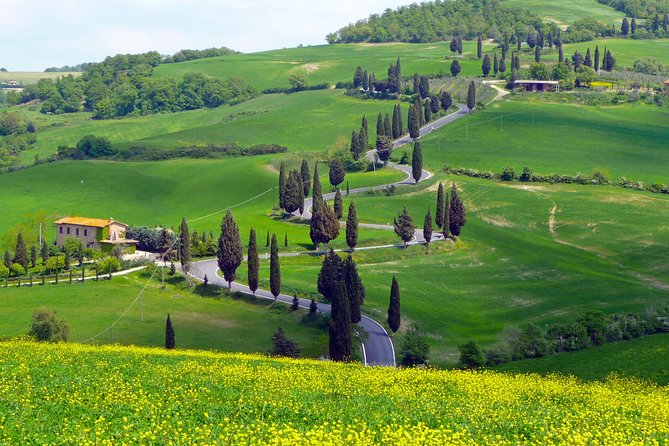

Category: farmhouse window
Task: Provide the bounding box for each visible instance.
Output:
[76,228,79,236]
[59,227,63,234]
[67,227,70,235]
[84,229,88,236]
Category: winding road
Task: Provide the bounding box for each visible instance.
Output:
[190,104,468,366]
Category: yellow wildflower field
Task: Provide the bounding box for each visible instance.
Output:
[0,341,667,445]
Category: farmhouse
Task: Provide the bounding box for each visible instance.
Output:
[54,217,137,251]
[513,80,560,93]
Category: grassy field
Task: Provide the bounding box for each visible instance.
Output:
[419,100,669,185]
[1,341,666,444]
[0,156,404,250]
[0,71,79,85]
[496,334,669,385]
[502,0,624,27]
[13,89,411,163]
[543,38,669,66]
[0,270,327,356]
[241,174,669,366]
[152,41,494,90]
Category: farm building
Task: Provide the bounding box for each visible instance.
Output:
[54,217,137,252]
[513,80,559,93]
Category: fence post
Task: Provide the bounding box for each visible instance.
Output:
[69,271,73,284]
[95,264,99,281]
[81,267,85,282]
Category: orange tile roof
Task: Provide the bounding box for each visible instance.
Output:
[53,217,127,228]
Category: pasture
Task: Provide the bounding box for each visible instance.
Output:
[502,0,624,27]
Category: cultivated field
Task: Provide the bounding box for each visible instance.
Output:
[0,71,80,85]
[0,341,666,444]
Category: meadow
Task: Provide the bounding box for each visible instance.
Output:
[547,38,669,67]
[497,334,669,385]
[0,156,403,250]
[418,100,669,185]
[0,341,666,444]
[242,174,669,366]
[502,0,624,27]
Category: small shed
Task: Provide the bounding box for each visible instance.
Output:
[513,80,560,93]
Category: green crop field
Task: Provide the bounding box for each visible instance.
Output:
[241,174,669,366]
[419,100,669,185]
[0,156,405,250]
[496,334,669,385]
[152,41,493,90]
[0,270,327,356]
[502,0,625,27]
[13,89,412,163]
[0,71,80,85]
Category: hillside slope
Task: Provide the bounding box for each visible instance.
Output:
[0,341,667,444]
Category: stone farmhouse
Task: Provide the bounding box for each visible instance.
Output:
[54,217,138,252]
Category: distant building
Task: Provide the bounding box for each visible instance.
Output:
[513,80,560,93]
[664,79,669,87]
[54,217,138,252]
[4,80,19,86]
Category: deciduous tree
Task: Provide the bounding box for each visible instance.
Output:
[393,206,416,247]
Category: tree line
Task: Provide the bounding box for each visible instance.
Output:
[597,0,669,20]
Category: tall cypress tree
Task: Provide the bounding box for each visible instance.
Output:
[376,113,384,142]
[353,66,364,88]
[312,163,322,207]
[534,45,541,63]
[413,72,419,94]
[394,57,402,94]
[499,58,506,74]
[333,189,343,220]
[362,115,368,145]
[358,129,367,155]
[284,170,304,214]
[179,217,190,275]
[350,130,360,159]
[423,208,433,245]
[317,249,344,302]
[345,254,365,324]
[383,114,392,138]
[247,228,259,295]
[346,202,358,251]
[387,276,401,333]
[467,81,476,112]
[3,250,11,269]
[594,46,600,72]
[329,159,345,188]
[622,17,629,35]
[664,13,669,31]
[424,99,431,123]
[30,245,37,268]
[482,54,491,77]
[218,210,243,289]
[165,313,175,349]
[418,76,430,99]
[631,17,637,34]
[584,48,592,67]
[270,234,280,299]
[493,53,499,76]
[435,182,444,228]
[362,70,369,90]
[408,104,420,139]
[278,161,286,210]
[477,36,483,59]
[559,44,564,63]
[411,141,423,184]
[653,13,660,31]
[449,183,467,237]
[14,233,27,270]
[443,192,451,239]
[329,281,351,361]
[457,35,463,54]
[300,159,310,197]
[440,91,453,110]
[392,104,401,139]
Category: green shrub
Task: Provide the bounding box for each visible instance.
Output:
[98,256,121,273]
[29,308,69,342]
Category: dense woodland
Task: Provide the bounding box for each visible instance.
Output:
[597,0,669,18]
[12,51,255,119]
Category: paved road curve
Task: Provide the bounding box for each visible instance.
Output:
[190,104,468,366]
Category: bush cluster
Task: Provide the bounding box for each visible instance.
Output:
[262,83,329,94]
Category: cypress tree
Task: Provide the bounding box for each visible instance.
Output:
[457,35,463,54]
[449,183,467,237]
[534,45,541,63]
[417,96,424,126]
[40,239,49,264]
[284,170,304,214]
[622,17,629,35]
[424,99,431,123]
[310,201,339,250]
[362,115,368,143]
[165,313,175,349]
[329,281,351,361]
[450,60,461,77]
[362,70,369,90]
[14,233,27,270]
[499,58,507,74]
[394,57,402,94]
[605,50,616,71]
[443,192,451,239]
[387,63,397,94]
[440,91,452,110]
[652,14,660,32]
[278,161,286,210]
[527,30,536,48]
[393,206,416,247]
[435,182,444,228]
[467,81,476,112]
[358,127,367,153]
[30,246,37,268]
[664,13,669,31]
[218,210,243,289]
[3,250,10,269]
[270,327,300,358]
[418,76,430,99]
[559,44,564,63]
[450,36,458,54]
[329,159,345,188]
[631,18,637,34]
[430,94,440,114]
[387,276,401,333]
[383,114,392,139]
[423,208,433,245]
[392,104,401,139]
[351,130,360,159]
[353,66,364,88]
[270,234,280,299]
[300,159,310,197]
[493,53,499,76]
[594,46,600,72]
[64,250,70,271]
[346,202,358,251]
[247,228,259,295]
[413,73,419,94]
[345,254,365,324]
[317,249,344,302]
[408,104,420,140]
[179,217,190,275]
[312,163,322,206]
[515,55,521,71]
[284,233,288,248]
[482,54,491,77]
[517,36,522,51]
[477,36,482,59]
[584,48,592,67]
[376,113,383,142]
[411,141,423,184]
[333,189,343,220]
